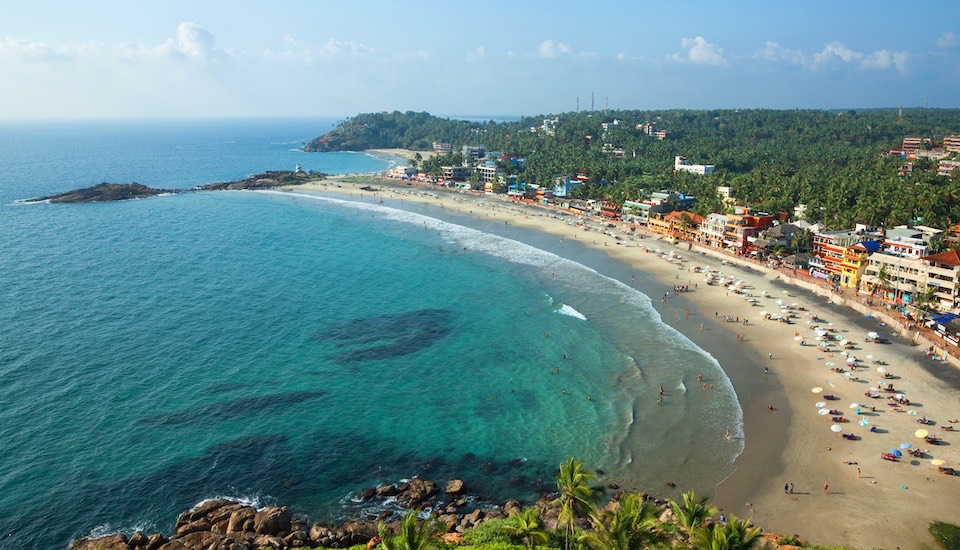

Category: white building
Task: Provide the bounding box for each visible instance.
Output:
[675,156,715,175]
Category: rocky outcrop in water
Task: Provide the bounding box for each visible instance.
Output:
[70,478,513,550]
[26,171,324,204]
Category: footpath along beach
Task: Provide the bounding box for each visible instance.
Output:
[282,175,960,548]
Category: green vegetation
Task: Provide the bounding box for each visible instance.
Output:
[309,108,960,229]
[379,510,447,550]
[930,521,960,549]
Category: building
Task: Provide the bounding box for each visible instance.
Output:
[441,165,471,181]
[552,177,581,198]
[648,210,704,241]
[462,146,485,163]
[476,160,499,185]
[722,210,773,254]
[674,156,715,175]
[700,213,729,248]
[939,159,960,178]
[902,137,922,155]
[809,230,868,281]
[432,142,451,153]
[943,135,960,154]
[840,241,882,289]
[920,250,960,310]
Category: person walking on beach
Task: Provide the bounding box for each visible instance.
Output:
[768,352,773,359]
[789,483,794,493]
[784,483,789,494]
[823,482,829,495]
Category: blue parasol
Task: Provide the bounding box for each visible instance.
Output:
[889,448,903,457]
[899,442,912,450]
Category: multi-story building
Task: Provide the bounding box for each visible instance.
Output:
[810,230,867,281]
[939,159,960,178]
[432,142,452,153]
[462,145,485,162]
[476,160,499,185]
[920,250,960,310]
[442,165,471,181]
[840,241,881,289]
[723,209,773,254]
[700,213,729,248]
[902,137,922,155]
[674,156,715,175]
[552,177,581,198]
[944,135,960,154]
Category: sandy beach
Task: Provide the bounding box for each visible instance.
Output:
[284,176,960,548]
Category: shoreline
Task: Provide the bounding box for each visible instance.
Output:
[283,176,960,548]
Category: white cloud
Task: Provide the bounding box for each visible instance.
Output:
[538,39,570,59]
[812,41,908,74]
[0,36,99,62]
[670,36,726,66]
[936,32,958,49]
[755,41,806,65]
[813,41,861,66]
[467,46,486,62]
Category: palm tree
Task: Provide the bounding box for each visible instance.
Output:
[579,493,664,550]
[874,264,892,301]
[552,457,597,550]
[690,514,762,550]
[502,507,548,550]
[378,510,445,550]
[669,490,718,540]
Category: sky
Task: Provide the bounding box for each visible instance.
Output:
[1,1,958,119]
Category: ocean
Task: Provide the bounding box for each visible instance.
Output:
[0,119,743,548]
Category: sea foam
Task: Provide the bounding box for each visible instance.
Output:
[557,304,587,320]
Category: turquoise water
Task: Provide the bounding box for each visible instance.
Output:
[0,120,742,548]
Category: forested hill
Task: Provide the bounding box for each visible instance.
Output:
[303,111,486,151]
[305,108,960,228]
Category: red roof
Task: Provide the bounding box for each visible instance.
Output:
[922,250,960,267]
[664,210,704,225]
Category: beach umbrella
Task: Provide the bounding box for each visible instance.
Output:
[894,393,905,399]
[794,336,803,341]
[908,410,918,416]
[831,424,843,433]
[916,429,929,438]
[759,311,768,317]
[868,331,880,340]
[826,362,836,367]
[843,372,854,378]
[815,401,827,407]
[818,408,831,415]
[858,419,870,427]
[818,341,830,348]
[877,367,887,374]
[812,387,824,393]
[847,357,858,364]
[840,351,849,356]
[867,354,876,360]
[900,442,912,450]
[849,402,861,409]
[931,459,946,466]
[889,448,903,457]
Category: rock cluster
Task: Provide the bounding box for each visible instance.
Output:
[71,478,490,550]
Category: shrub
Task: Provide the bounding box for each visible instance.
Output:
[463,519,513,546]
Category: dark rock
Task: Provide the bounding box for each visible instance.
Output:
[405,479,437,507]
[157,541,187,550]
[503,500,521,516]
[253,506,292,535]
[464,509,483,524]
[253,534,285,549]
[360,488,377,500]
[607,483,620,490]
[375,484,400,497]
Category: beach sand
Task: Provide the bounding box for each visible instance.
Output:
[284,177,960,548]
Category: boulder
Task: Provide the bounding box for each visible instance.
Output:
[145,533,168,550]
[226,507,257,533]
[375,484,400,497]
[175,531,222,550]
[464,509,483,525]
[253,535,285,549]
[438,514,459,529]
[175,518,211,537]
[283,530,310,547]
[157,541,187,550]
[444,479,465,494]
[503,500,520,516]
[253,506,292,536]
[72,534,130,550]
[364,535,381,550]
[129,531,148,547]
[441,532,464,545]
[178,499,235,526]
[405,479,437,506]
[309,523,331,542]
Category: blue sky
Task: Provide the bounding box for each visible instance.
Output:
[1,1,958,119]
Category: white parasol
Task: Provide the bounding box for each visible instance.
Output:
[831,424,843,433]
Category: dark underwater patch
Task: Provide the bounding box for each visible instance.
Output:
[313,308,455,362]
[138,390,328,427]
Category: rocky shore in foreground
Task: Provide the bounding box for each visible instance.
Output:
[26,171,323,203]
